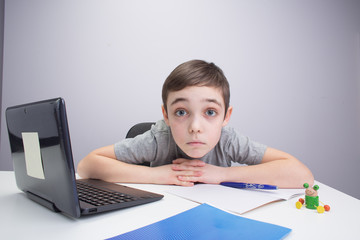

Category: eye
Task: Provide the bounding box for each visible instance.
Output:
[205,109,217,117]
[175,109,187,117]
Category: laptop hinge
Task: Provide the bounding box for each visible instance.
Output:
[26,191,61,212]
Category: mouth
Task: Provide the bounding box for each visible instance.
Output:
[187,141,205,146]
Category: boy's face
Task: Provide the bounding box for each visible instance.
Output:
[162,86,232,159]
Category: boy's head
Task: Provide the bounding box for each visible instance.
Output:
[161,60,232,159]
[162,60,230,115]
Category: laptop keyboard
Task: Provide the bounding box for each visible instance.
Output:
[76,181,138,206]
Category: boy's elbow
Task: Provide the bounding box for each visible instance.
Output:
[304,168,315,186]
[77,153,96,179]
[294,159,315,188]
[77,160,87,179]
[77,158,89,179]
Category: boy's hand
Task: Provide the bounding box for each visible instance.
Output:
[171,159,226,185]
[152,162,203,187]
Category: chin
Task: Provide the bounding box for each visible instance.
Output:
[186,152,207,159]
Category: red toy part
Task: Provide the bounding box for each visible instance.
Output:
[298,198,304,204]
[324,205,330,211]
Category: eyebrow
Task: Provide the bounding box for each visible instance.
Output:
[170,98,188,106]
[170,98,223,107]
[205,98,222,107]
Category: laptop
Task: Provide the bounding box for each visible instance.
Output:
[5,97,163,218]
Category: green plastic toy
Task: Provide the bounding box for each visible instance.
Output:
[296,183,330,213]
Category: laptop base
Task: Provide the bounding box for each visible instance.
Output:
[26,191,61,212]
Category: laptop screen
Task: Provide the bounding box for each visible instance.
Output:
[6,98,81,217]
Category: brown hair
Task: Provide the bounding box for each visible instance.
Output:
[162,60,230,115]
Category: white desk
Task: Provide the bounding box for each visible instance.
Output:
[1,171,359,239]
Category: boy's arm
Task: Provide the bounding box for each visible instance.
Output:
[226,147,314,188]
[77,145,201,186]
[173,147,314,188]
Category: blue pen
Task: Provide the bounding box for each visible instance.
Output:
[220,182,278,190]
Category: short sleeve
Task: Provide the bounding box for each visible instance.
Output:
[113,120,176,166]
[114,129,158,165]
[222,127,267,165]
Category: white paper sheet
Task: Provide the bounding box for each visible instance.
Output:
[166,184,304,214]
[22,132,45,179]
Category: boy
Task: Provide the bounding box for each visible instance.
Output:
[77,60,314,188]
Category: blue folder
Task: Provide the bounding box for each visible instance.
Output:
[107,204,291,240]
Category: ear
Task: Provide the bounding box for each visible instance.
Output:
[222,106,233,127]
[313,185,319,191]
[162,105,170,126]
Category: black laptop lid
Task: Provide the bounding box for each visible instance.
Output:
[6,98,81,218]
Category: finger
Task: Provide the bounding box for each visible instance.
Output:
[172,169,203,177]
[172,159,205,167]
[178,175,201,183]
[172,164,204,174]
[171,164,203,172]
[176,180,195,187]
[172,158,188,164]
[172,162,205,171]
[190,171,203,177]
[187,160,206,167]
[172,164,190,171]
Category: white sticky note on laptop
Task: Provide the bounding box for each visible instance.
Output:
[22,132,45,179]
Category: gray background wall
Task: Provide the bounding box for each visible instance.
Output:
[1,0,359,199]
[0,0,3,141]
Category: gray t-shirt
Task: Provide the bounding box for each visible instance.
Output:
[114,120,267,167]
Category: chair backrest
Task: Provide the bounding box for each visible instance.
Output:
[126,122,155,138]
[125,122,155,167]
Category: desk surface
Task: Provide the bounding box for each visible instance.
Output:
[1,171,359,239]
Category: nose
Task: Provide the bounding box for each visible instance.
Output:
[188,115,202,134]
